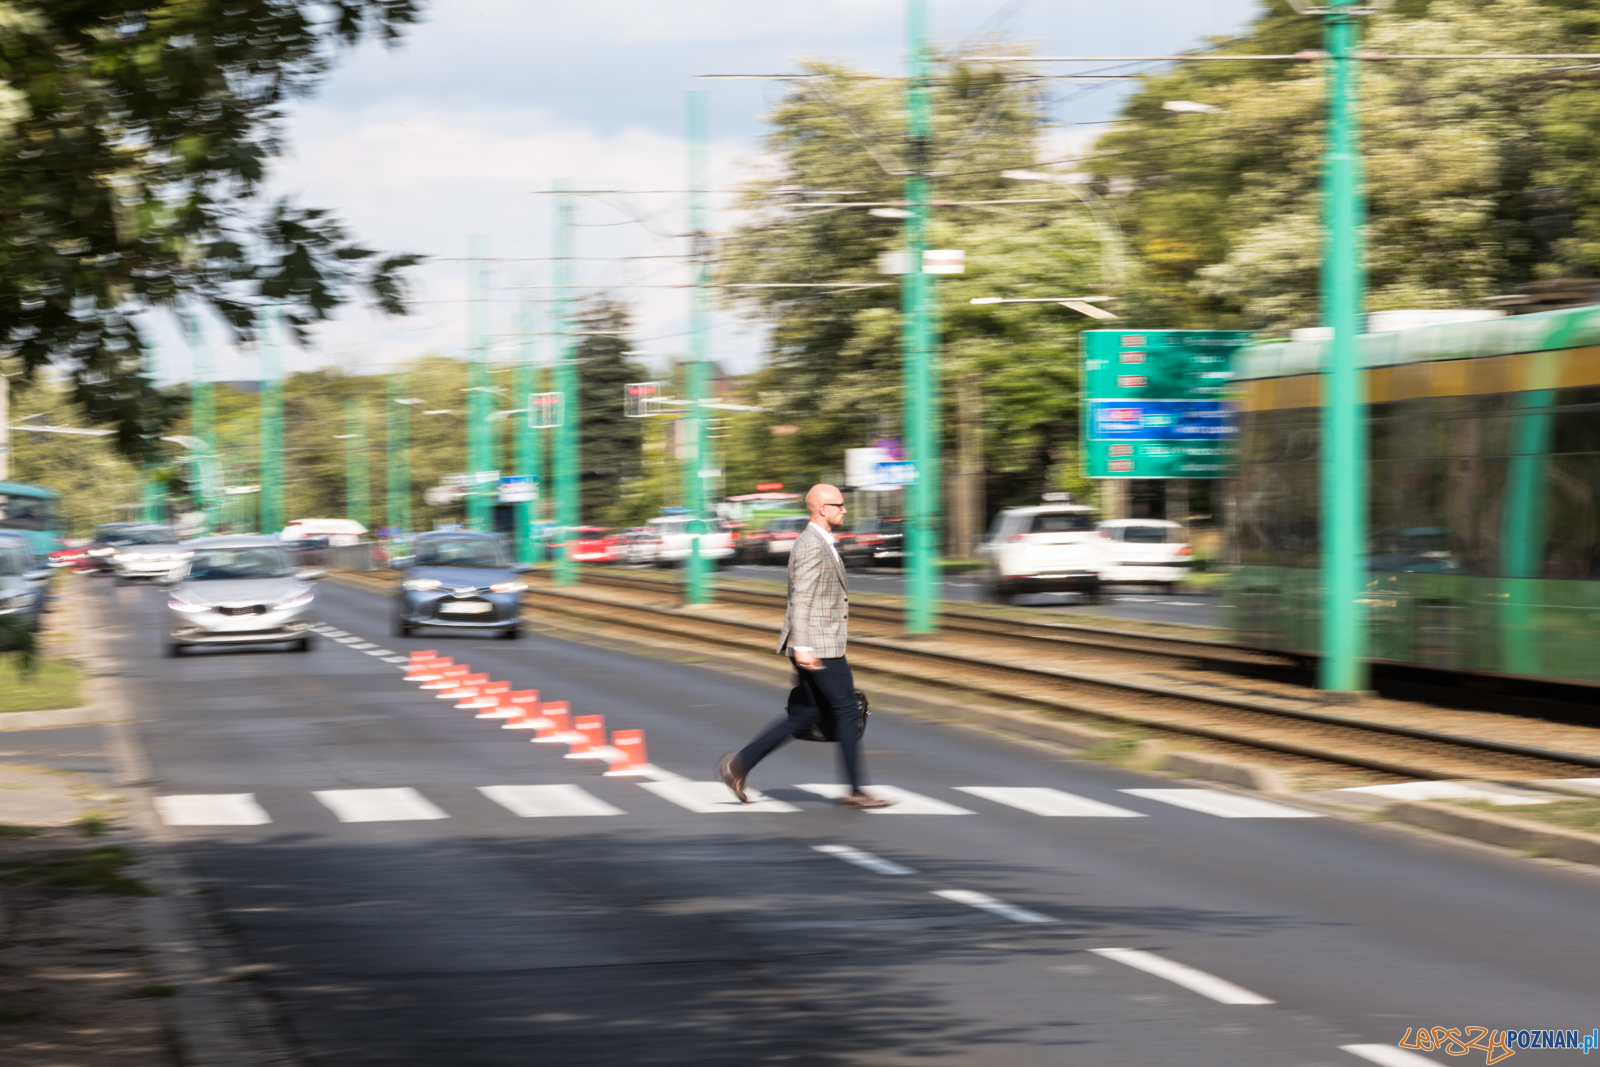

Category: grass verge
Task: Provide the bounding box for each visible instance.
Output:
[0,652,85,714]
[0,846,155,896]
[1451,797,1600,835]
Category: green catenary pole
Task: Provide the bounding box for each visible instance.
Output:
[515,293,544,564]
[142,341,165,523]
[258,307,284,535]
[466,234,493,531]
[386,372,411,536]
[188,314,218,532]
[552,184,580,586]
[1317,10,1369,693]
[901,0,942,634]
[345,396,370,529]
[684,90,714,605]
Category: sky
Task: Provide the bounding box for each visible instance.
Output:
[161,0,1264,387]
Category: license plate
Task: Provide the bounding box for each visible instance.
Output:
[440,601,492,614]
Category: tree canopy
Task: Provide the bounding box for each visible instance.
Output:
[0,0,423,459]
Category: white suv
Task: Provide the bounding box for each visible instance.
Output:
[982,504,1103,603]
[1096,519,1192,593]
[650,516,734,567]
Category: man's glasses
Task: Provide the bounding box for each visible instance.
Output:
[819,502,846,511]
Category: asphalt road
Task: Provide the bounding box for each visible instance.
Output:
[94,575,1600,1066]
[713,563,1220,628]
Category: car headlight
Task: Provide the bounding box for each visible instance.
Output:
[88,548,114,558]
[274,591,315,610]
[489,581,527,594]
[403,578,442,591]
[167,598,210,614]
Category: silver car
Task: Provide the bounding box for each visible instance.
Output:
[160,536,322,656]
[111,525,190,583]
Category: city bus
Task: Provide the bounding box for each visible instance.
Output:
[0,481,65,560]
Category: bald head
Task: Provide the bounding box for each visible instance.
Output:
[806,483,846,529]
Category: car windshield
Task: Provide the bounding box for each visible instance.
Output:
[126,527,178,545]
[187,547,293,580]
[415,538,505,568]
[1030,512,1093,533]
[1121,526,1170,544]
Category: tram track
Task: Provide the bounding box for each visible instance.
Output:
[514,571,1600,785]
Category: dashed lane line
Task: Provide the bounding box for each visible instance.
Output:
[796,783,975,814]
[478,784,624,818]
[812,844,918,876]
[1340,1044,1445,1066]
[1090,947,1274,1005]
[956,786,1145,818]
[313,787,450,823]
[154,794,272,826]
[933,889,1054,924]
[640,780,800,813]
[1119,788,1322,819]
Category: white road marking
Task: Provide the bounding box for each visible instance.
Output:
[349,642,378,650]
[1090,947,1274,1004]
[639,781,800,813]
[383,657,409,664]
[1341,1043,1446,1066]
[333,636,362,645]
[812,843,917,875]
[363,648,394,656]
[313,787,449,822]
[933,889,1054,924]
[956,786,1145,818]
[321,629,348,637]
[795,784,975,814]
[1119,788,1321,819]
[1342,781,1555,805]
[478,784,624,817]
[154,794,271,826]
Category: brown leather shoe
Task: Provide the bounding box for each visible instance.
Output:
[836,791,893,809]
[717,752,748,803]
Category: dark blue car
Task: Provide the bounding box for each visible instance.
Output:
[392,532,529,639]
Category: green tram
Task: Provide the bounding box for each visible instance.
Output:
[1228,304,1600,686]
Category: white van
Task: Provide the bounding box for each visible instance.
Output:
[648,515,734,566]
[1096,519,1192,592]
[982,504,1103,603]
[279,518,368,547]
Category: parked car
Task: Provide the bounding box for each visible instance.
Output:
[838,517,905,571]
[0,533,50,632]
[619,527,662,566]
[650,516,734,567]
[757,515,810,564]
[1095,519,1193,593]
[49,542,89,570]
[568,526,616,563]
[109,525,190,583]
[160,536,322,656]
[81,523,153,574]
[280,517,367,547]
[391,531,528,639]
[982,502,1104,604]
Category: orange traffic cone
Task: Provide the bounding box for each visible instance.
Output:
[565,715,608,760]
[439,672,487,700]
[604,730,651,776]
[471,682,514,717]
[499,691,547,729]
[531,702,571,743]
[404,651,440,681]
[421,663,465,690]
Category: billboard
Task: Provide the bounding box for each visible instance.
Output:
[1081,330,1252,478]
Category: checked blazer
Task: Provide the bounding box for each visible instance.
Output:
[776,523,849,658]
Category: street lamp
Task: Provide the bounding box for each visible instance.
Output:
[1000,170,1130,289]
[1284,0,1397,698]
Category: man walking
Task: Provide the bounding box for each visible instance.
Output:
[718,484,890,808]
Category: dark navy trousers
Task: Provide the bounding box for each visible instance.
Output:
[736,656,864,792]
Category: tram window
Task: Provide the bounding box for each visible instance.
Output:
[0,494,53,531]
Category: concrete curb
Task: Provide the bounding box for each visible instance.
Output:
[1158,751,1292,795]
[0,705,111,731]
[1388,800,1600,866]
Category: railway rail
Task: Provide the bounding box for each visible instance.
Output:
[512,570,1600,785]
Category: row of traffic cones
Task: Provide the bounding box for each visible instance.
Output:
[403,650,652,776]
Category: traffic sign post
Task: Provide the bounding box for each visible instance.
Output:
[1082,330,1250,480]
